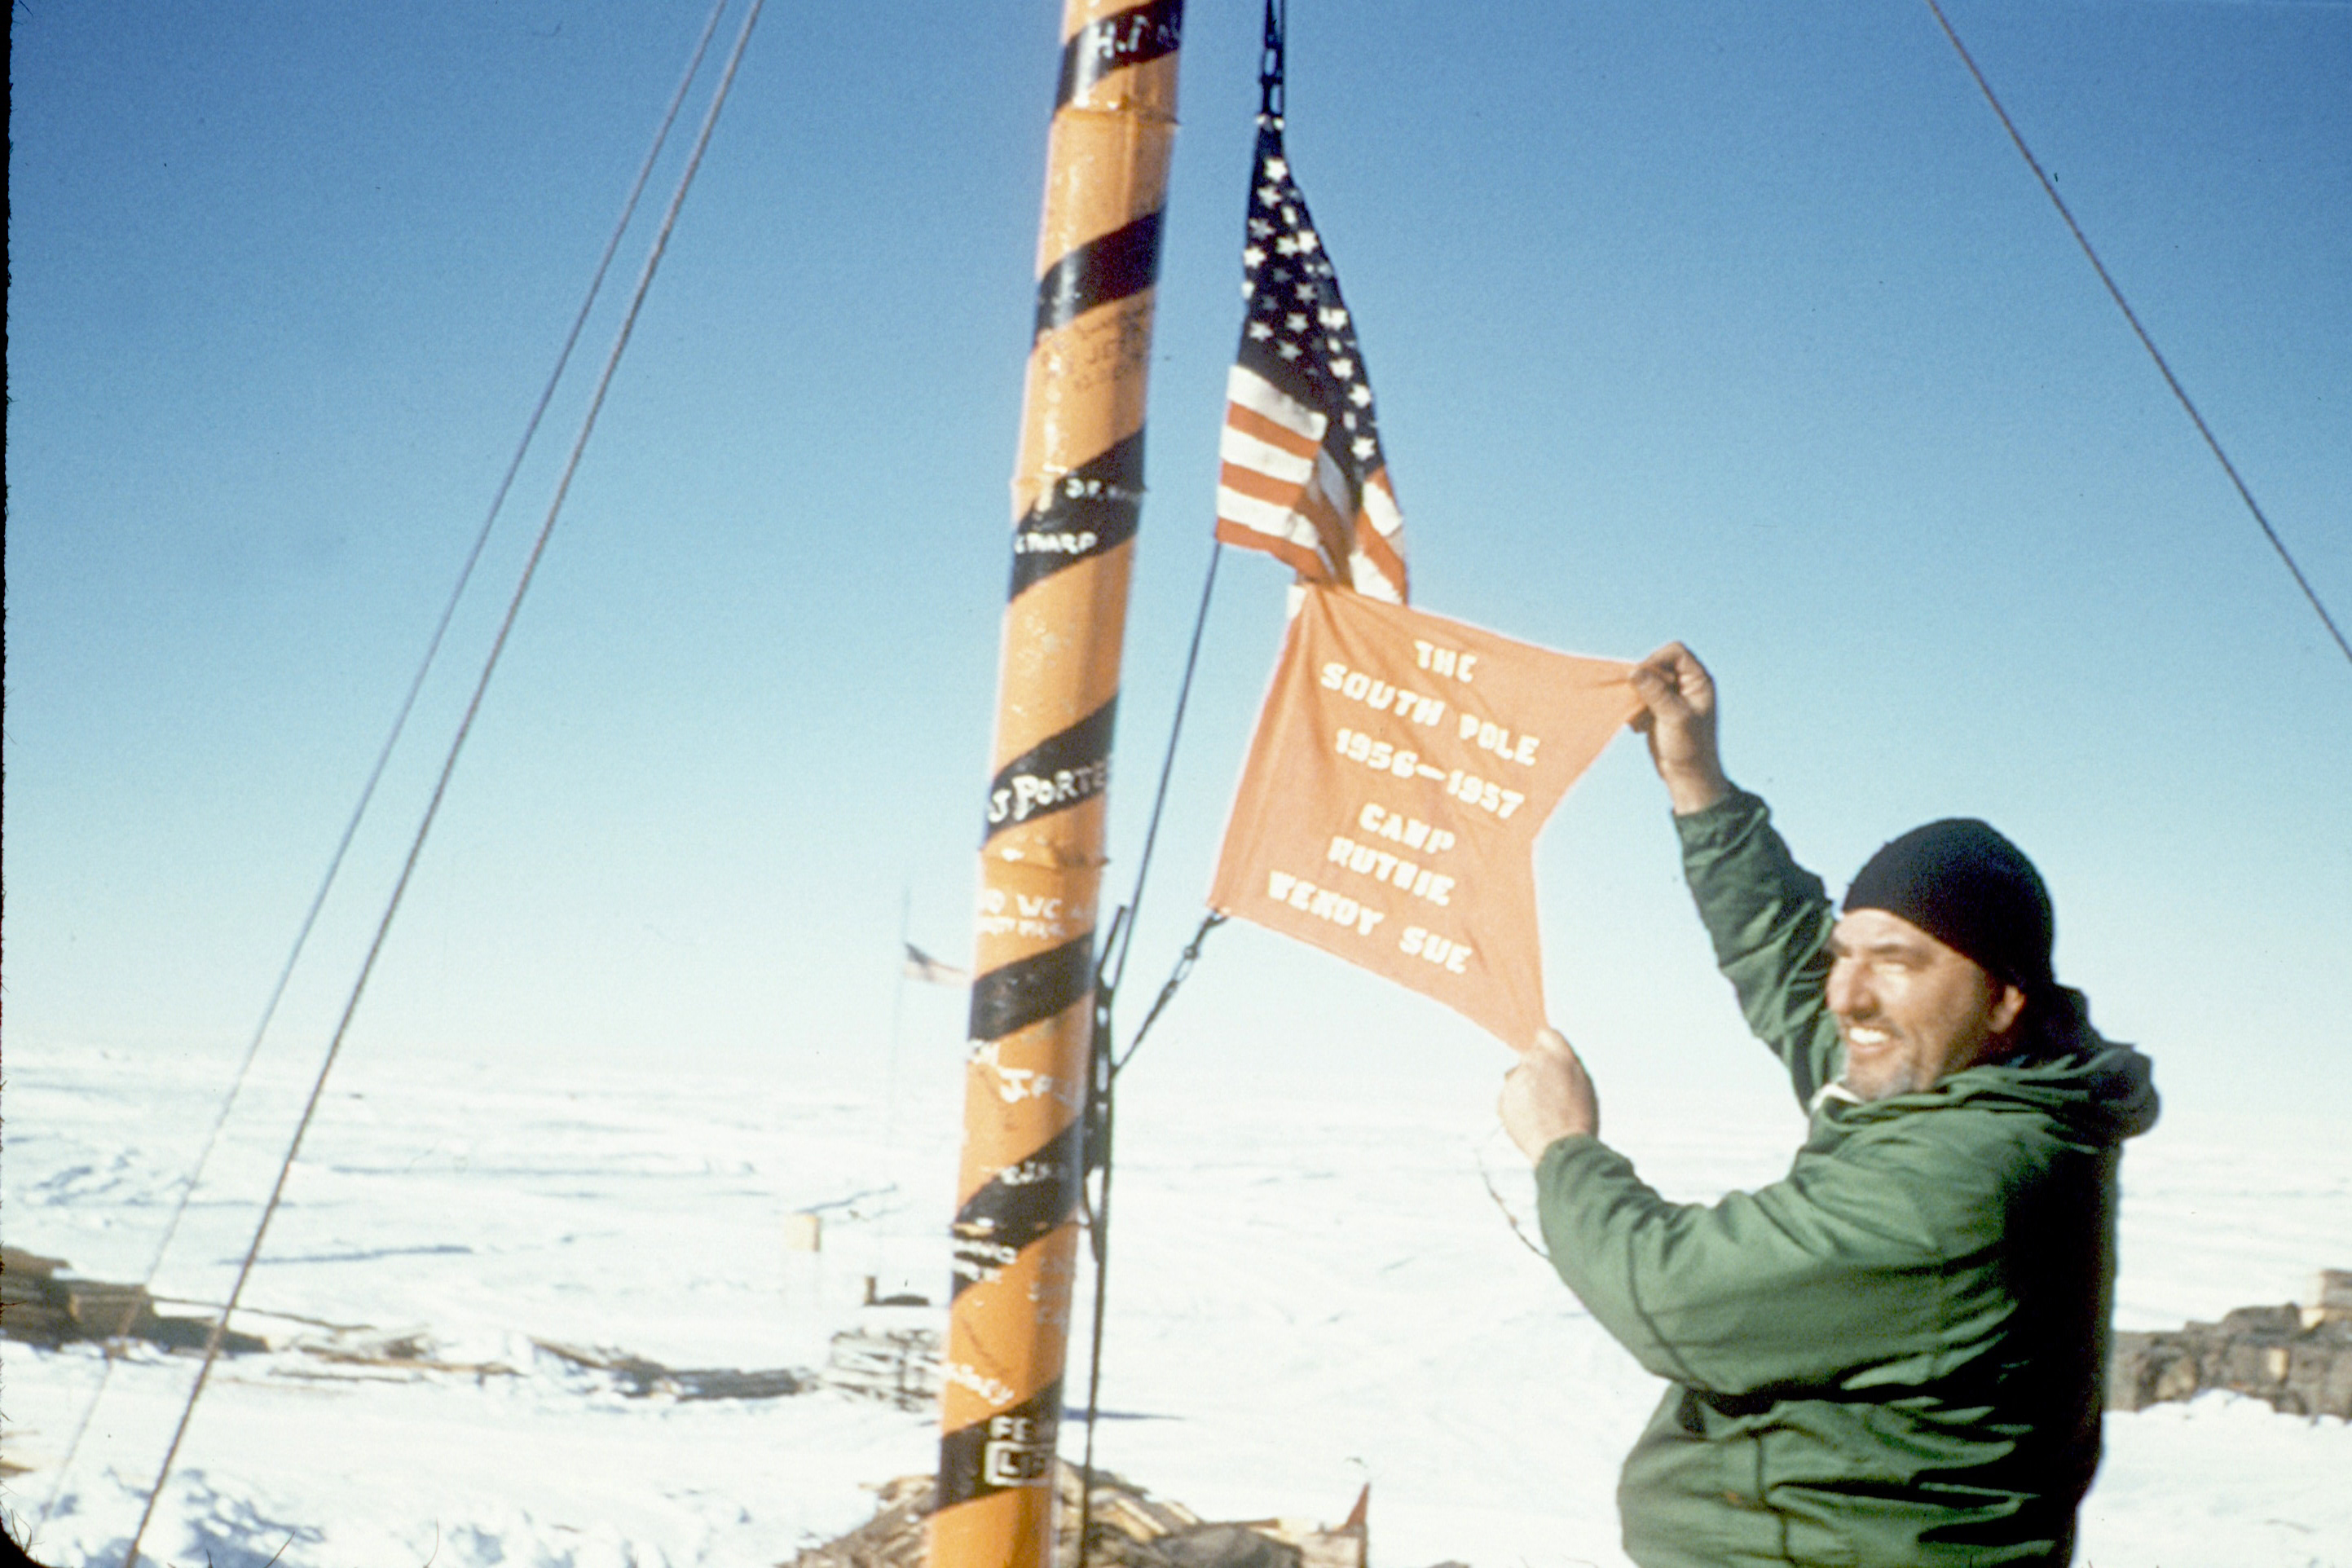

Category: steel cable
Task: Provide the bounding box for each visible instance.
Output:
[1923,0,2350,670]
[26,2,733,1544]
[112,5,766,1561]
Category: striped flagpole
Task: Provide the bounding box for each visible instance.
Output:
[933,5,1185,1567]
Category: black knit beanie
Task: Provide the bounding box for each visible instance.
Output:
[1842,818,2055,993]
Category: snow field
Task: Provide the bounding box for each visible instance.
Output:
[2,1045,2345,1566]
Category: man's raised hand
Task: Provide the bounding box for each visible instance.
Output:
[1500,1027,1601,1162]
[1628,642,1730,816]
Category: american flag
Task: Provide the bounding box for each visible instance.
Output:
[1213,115,1407,605]
[902,942,967,986]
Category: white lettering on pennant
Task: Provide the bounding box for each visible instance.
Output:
[1325,835,1456,906]
[1264,871,1387,936]
[1398,925,1474,974]
[1356,803,1459,856]
[1456,713,1542,766]
[1412,640,1478,683]
[1318,662,1446,725]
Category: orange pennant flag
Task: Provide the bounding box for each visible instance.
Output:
[1209,586,1641,1050]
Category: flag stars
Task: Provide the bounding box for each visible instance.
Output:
[1222,135,1407,601]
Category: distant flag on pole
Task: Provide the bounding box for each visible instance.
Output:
[1213,112,1408,605]
[902,942,967,986]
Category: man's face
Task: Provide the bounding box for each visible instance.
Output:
[1825,908,2025,1102]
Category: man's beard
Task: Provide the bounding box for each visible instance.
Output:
[1839,1055,1932,1103]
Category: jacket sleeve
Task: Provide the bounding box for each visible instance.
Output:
[1535,1125,2014,1398]
[1676,791,1842,1108]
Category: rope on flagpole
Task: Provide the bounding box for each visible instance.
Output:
[112,7,766,1561]
[1073,531,1228,1568]
[1921,0,2350,672]
[1258,0,1285,117]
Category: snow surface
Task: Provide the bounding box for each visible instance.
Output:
[2,1042,2346,1568]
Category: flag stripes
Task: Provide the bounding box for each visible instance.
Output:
[1212,116,1407,604]
[905,943,969,985]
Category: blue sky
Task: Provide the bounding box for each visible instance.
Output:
[8,1,2347,1140]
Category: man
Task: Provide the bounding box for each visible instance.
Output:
[1500,645,2158,1567]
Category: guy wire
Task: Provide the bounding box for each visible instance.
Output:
[1922,0,2350,670]
[1101,542,1225,1002]
[1077,535,1230,1568]
[113,5,766,1562]
[26,0,734,1540]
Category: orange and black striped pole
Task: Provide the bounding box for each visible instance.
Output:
[934,4,1184,1566]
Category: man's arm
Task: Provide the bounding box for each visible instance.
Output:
[1627,643,1839,1103]
[1533,1118,2023,1398]
[1679,794,1843,1106]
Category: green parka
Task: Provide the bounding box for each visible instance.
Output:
[1536,792,2159,1567]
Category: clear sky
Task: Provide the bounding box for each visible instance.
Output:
[8,1,2348,1146]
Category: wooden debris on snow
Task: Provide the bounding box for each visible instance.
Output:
[780,1462,1367,1568]
[823,1324,942,1411]
[785,1473,935,1568]
[2306,1268,2352,1329]
[1231,1484,1369,1568]
[1,1246,267,1354]
[532,1337,813,1400]
[283,1326,518,1383]
[2110,1270,2352,1418]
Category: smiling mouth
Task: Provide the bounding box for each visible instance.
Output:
[1843,1024,1894,1052]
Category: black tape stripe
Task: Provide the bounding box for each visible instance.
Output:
[949,1117,1083,1300]
[938,1379,1064,1507]
[983,699,1117,843]
[969,931,1095,1043]
[1034,210,1162,342]
[1055,0,1184,109]
[1009,431,1147,595]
